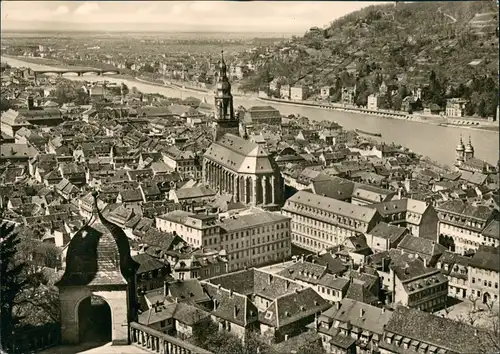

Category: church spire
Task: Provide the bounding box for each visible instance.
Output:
[213,48,239,141]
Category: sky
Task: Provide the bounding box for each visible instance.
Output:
[1,1,386,33]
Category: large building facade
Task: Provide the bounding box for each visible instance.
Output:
[156,209,291,272]
[203,52,284,210]
[282,190,381,252]
[203,135,284,209]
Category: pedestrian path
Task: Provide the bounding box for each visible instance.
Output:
[38,342,148,354]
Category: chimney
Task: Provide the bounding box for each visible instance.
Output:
[285,280,290,290]
[381,307,386,313]
[360,308,365,317]
[27,96,34,110]
[300,255,304,263]
[423,258,427,268]
[284,334,289,341]
[229,289,233,298]
[233,305,238,318]
[163,280,168,296]
[336,302,341,310]
[268,274,273,284]
[213,299,218,311]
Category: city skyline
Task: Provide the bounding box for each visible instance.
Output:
[1,1,386,33]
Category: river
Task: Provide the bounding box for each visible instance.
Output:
[3,56,498,166]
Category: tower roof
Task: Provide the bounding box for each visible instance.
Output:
[456,135,465,151]
[216,50,231,92]
[56,192,139,287]
[219,50,227,70]
[465,136,474,153]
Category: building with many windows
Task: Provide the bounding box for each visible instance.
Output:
[366,198,439,241]
[282,190,381,252]
[467,245,499,305]
[219,210,291,271]
[391,258,448,312]
[156,209,291,272]
[242,106,282,126]
[162,146,196,178]
[436,199,498,254]
[367,248,448,310]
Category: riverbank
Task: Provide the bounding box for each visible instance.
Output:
[258,96,499,132]
[134,76,216,98]
[2,54,498,166]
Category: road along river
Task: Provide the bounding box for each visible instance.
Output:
[2,56,498,166]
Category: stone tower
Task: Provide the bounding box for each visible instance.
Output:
[213,50,240,141]
[56,192,139,345]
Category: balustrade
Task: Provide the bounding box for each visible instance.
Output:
[130,322,212,354]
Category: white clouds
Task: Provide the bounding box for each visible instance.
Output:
[189,2,214,13]
[54,5,69,16]
[170,4,186,16]
[74,2,99,16]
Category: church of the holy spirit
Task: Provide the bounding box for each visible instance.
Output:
[202,52,284,210]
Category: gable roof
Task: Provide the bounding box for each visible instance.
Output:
[385,305,496,354]
[285,190,378,224]
[322,298,392,335]
[259,287,331,328]
[132,253,166,274]
[204,134,276,174]
[202,282,258,327]
[368,222,407,242]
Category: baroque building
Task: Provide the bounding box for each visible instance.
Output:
[203,52,284,209]
[455,135,497,175]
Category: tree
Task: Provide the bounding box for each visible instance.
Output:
[140,64,155,73]
[0,95,12,112]
[120,83,129,96]
[398,85,409,99]
[0,222,26,351]
[477,99,487,117]
[392,94,403,111]
[295,337,327,354]
[0,222,61,350]
[465,101,476,116]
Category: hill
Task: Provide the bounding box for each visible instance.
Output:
[238,1,498,117]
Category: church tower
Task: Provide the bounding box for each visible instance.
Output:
[464,135,474,161]
[455,134,465,165]
[213,50,240,141]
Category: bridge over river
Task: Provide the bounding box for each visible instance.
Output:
[31,66,120,77]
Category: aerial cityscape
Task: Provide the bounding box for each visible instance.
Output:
[0,1,499,354]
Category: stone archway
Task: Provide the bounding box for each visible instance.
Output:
[483,292,491,304]
[78,295,112,344]
[438,235,455,252]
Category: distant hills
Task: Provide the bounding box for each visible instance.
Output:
[240,1,498,96]
[0,20,301,37]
